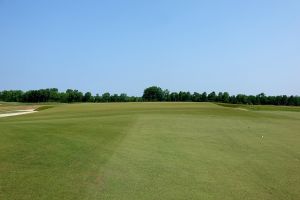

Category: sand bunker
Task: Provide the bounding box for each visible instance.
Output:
[0,109,37,118]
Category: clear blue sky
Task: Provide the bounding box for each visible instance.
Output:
[1,0,299,96]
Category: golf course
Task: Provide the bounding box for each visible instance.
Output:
[0,102,299,200]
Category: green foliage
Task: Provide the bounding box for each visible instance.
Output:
[102,92,111,102]
[142,86,164,101]
[83,92,93,102]
[0,87,299,106]
[0,90,23,102]
[208,91,216,101]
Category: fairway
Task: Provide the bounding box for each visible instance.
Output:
[0,103,299,200]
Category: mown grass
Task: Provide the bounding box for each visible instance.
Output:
[0,103,299,200]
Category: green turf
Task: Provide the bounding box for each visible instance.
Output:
[34,105,55,111]
[216,102,300,112]
[0,103,299,200]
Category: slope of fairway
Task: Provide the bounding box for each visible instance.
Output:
[0,103,299,200]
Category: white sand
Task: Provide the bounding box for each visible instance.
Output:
[0,109,37,118]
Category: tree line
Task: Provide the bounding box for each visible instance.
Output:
[0,88,141,103]
[142,86,300,106]
[0,86,299,106]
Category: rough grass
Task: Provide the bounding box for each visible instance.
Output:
[0,103,299,200]
[0,103,39,114]
[0,103,56,114]
[216,102,300,112]
[34,105,54,111]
